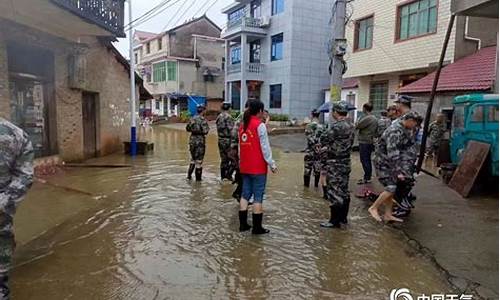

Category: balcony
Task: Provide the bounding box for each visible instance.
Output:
[50,0,125,37]
[227,63,265,81]
[221,17,269,40]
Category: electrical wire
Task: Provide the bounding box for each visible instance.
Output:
[124,0,185,31]
[160,0,190,31]
[125,0,173,29]
[169,0,200,30]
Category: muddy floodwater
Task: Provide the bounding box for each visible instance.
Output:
[11,126,452,299]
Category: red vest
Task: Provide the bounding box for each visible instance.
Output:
[239,116,268,175]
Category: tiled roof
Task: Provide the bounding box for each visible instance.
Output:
[342,78,359,89]
[135,30,157,40]
[399,46,497,93]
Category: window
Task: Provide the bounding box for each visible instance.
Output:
[156,100,161,110]
[250,40,261,63]
[153,62,166,82]
[251,0,261,18]
[471,105,484,122]
[398,0,437,41]
[167,61,177,81]
[270,84,282,108]
[134,53,138,63]
[487,105,499,122]
[453,106,465,129]
[271,33,283,61]
[272,0,284,15]
[369,82,388,111]
[231,82,241,110]
[146,42,151,54]
[158,38,162,50]
[228,7,245,23]
[231,46,241,64]
[354,16,373,50]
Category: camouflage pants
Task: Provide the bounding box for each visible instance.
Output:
[218,138,232,172]
[189,136,206,166]
[0,211,14,300]
[426,140,440,156]
[325,159,351,207]
[304,150,321,176]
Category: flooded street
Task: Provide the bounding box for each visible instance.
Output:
[11,126,452,299]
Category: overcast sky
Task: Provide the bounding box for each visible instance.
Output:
[114,0,233,57]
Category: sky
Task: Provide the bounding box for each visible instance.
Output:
[114,0,233,58]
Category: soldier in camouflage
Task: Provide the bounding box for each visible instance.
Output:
[368,112,421,223]
[186,105,210,181]
[216,103,235,180]
[0,117,34,299]
[319,101,355,228]
[304,109,323,188]
[426,113,447,158]
[376,105,398,141]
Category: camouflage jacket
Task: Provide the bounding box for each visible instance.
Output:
[230,115,243,149]
[375,120,415,177]
[216,112,235,139]
[305,119,323,150]
[376,117,392,139]
[319,118,355,167]
[0,118,34,210]
[186,115,209,136]
[428,121,446,143]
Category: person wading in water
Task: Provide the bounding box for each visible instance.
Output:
[238,100,278,235]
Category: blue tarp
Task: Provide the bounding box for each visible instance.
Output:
[187,95,206,116]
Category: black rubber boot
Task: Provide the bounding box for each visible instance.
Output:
[220,166,226,180]
[320,205,341,228]
[187,163,195,180]
[303,175,311,187]
[239,210,251,232]
[322,186,328,200]
[314,173,320,188]
[340,197,350,225]
[252,213,270,235]
[195,168,202,181]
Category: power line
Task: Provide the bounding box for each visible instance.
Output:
[125,0,172,29]
[125,0,184,31]
[170,0,200,30]
[161,0,190,32]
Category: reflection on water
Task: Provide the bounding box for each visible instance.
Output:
[12,126,451,299]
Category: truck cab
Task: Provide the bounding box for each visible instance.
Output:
[451,94,499,176]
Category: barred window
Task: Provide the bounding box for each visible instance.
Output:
[369,82,388,111]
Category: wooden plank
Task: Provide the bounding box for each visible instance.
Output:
[448,141,490,198]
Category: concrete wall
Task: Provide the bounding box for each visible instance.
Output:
[345,0,457,78]
[0,19,138,161]
[454,16,499,60]
[169,18,221,58]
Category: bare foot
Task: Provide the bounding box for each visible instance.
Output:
[368,207,382,222]
[383,215,404,223]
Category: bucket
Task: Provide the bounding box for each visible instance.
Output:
[439,163,457,184]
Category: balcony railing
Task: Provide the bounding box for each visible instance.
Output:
[50,0,125,37]
[227,17,263,30]
[227,63,265,75]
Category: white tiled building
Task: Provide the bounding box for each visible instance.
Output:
[221,0,333,118]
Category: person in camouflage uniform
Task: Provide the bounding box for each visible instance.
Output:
[426,113,447,158]
[319,101,355,228]
[186,105,210,181]
[0,117,34,299]
[304,109,323,188]
[216,103,235,180]
[368,112,421,223]
[376,105,398,141]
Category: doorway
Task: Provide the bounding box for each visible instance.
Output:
[82,92,98,159]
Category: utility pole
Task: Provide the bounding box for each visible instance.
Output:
[128,0,137,157]
[329,0,347,103]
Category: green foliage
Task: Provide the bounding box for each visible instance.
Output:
[179,110,191,123]
[270,114,290,122]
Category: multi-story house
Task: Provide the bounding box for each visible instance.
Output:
[0,0,150,163]
[134,16,225,117]
[344,0,498,114]
[221,0,333,118]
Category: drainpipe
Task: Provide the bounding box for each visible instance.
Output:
[464,16,481,50]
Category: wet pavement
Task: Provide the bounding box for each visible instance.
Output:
[11,126,453,299]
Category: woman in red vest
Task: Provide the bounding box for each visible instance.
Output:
[238,100,278,235]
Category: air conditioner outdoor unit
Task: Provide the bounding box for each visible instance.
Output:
[260,17,271,27]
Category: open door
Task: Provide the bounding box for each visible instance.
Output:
[82,92,98,159]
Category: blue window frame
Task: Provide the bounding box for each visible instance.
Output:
[272,0,284,15]
[230,47,241,64]
[270,84,282,109]
[228,7,245,23]
[271,33,283,61]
